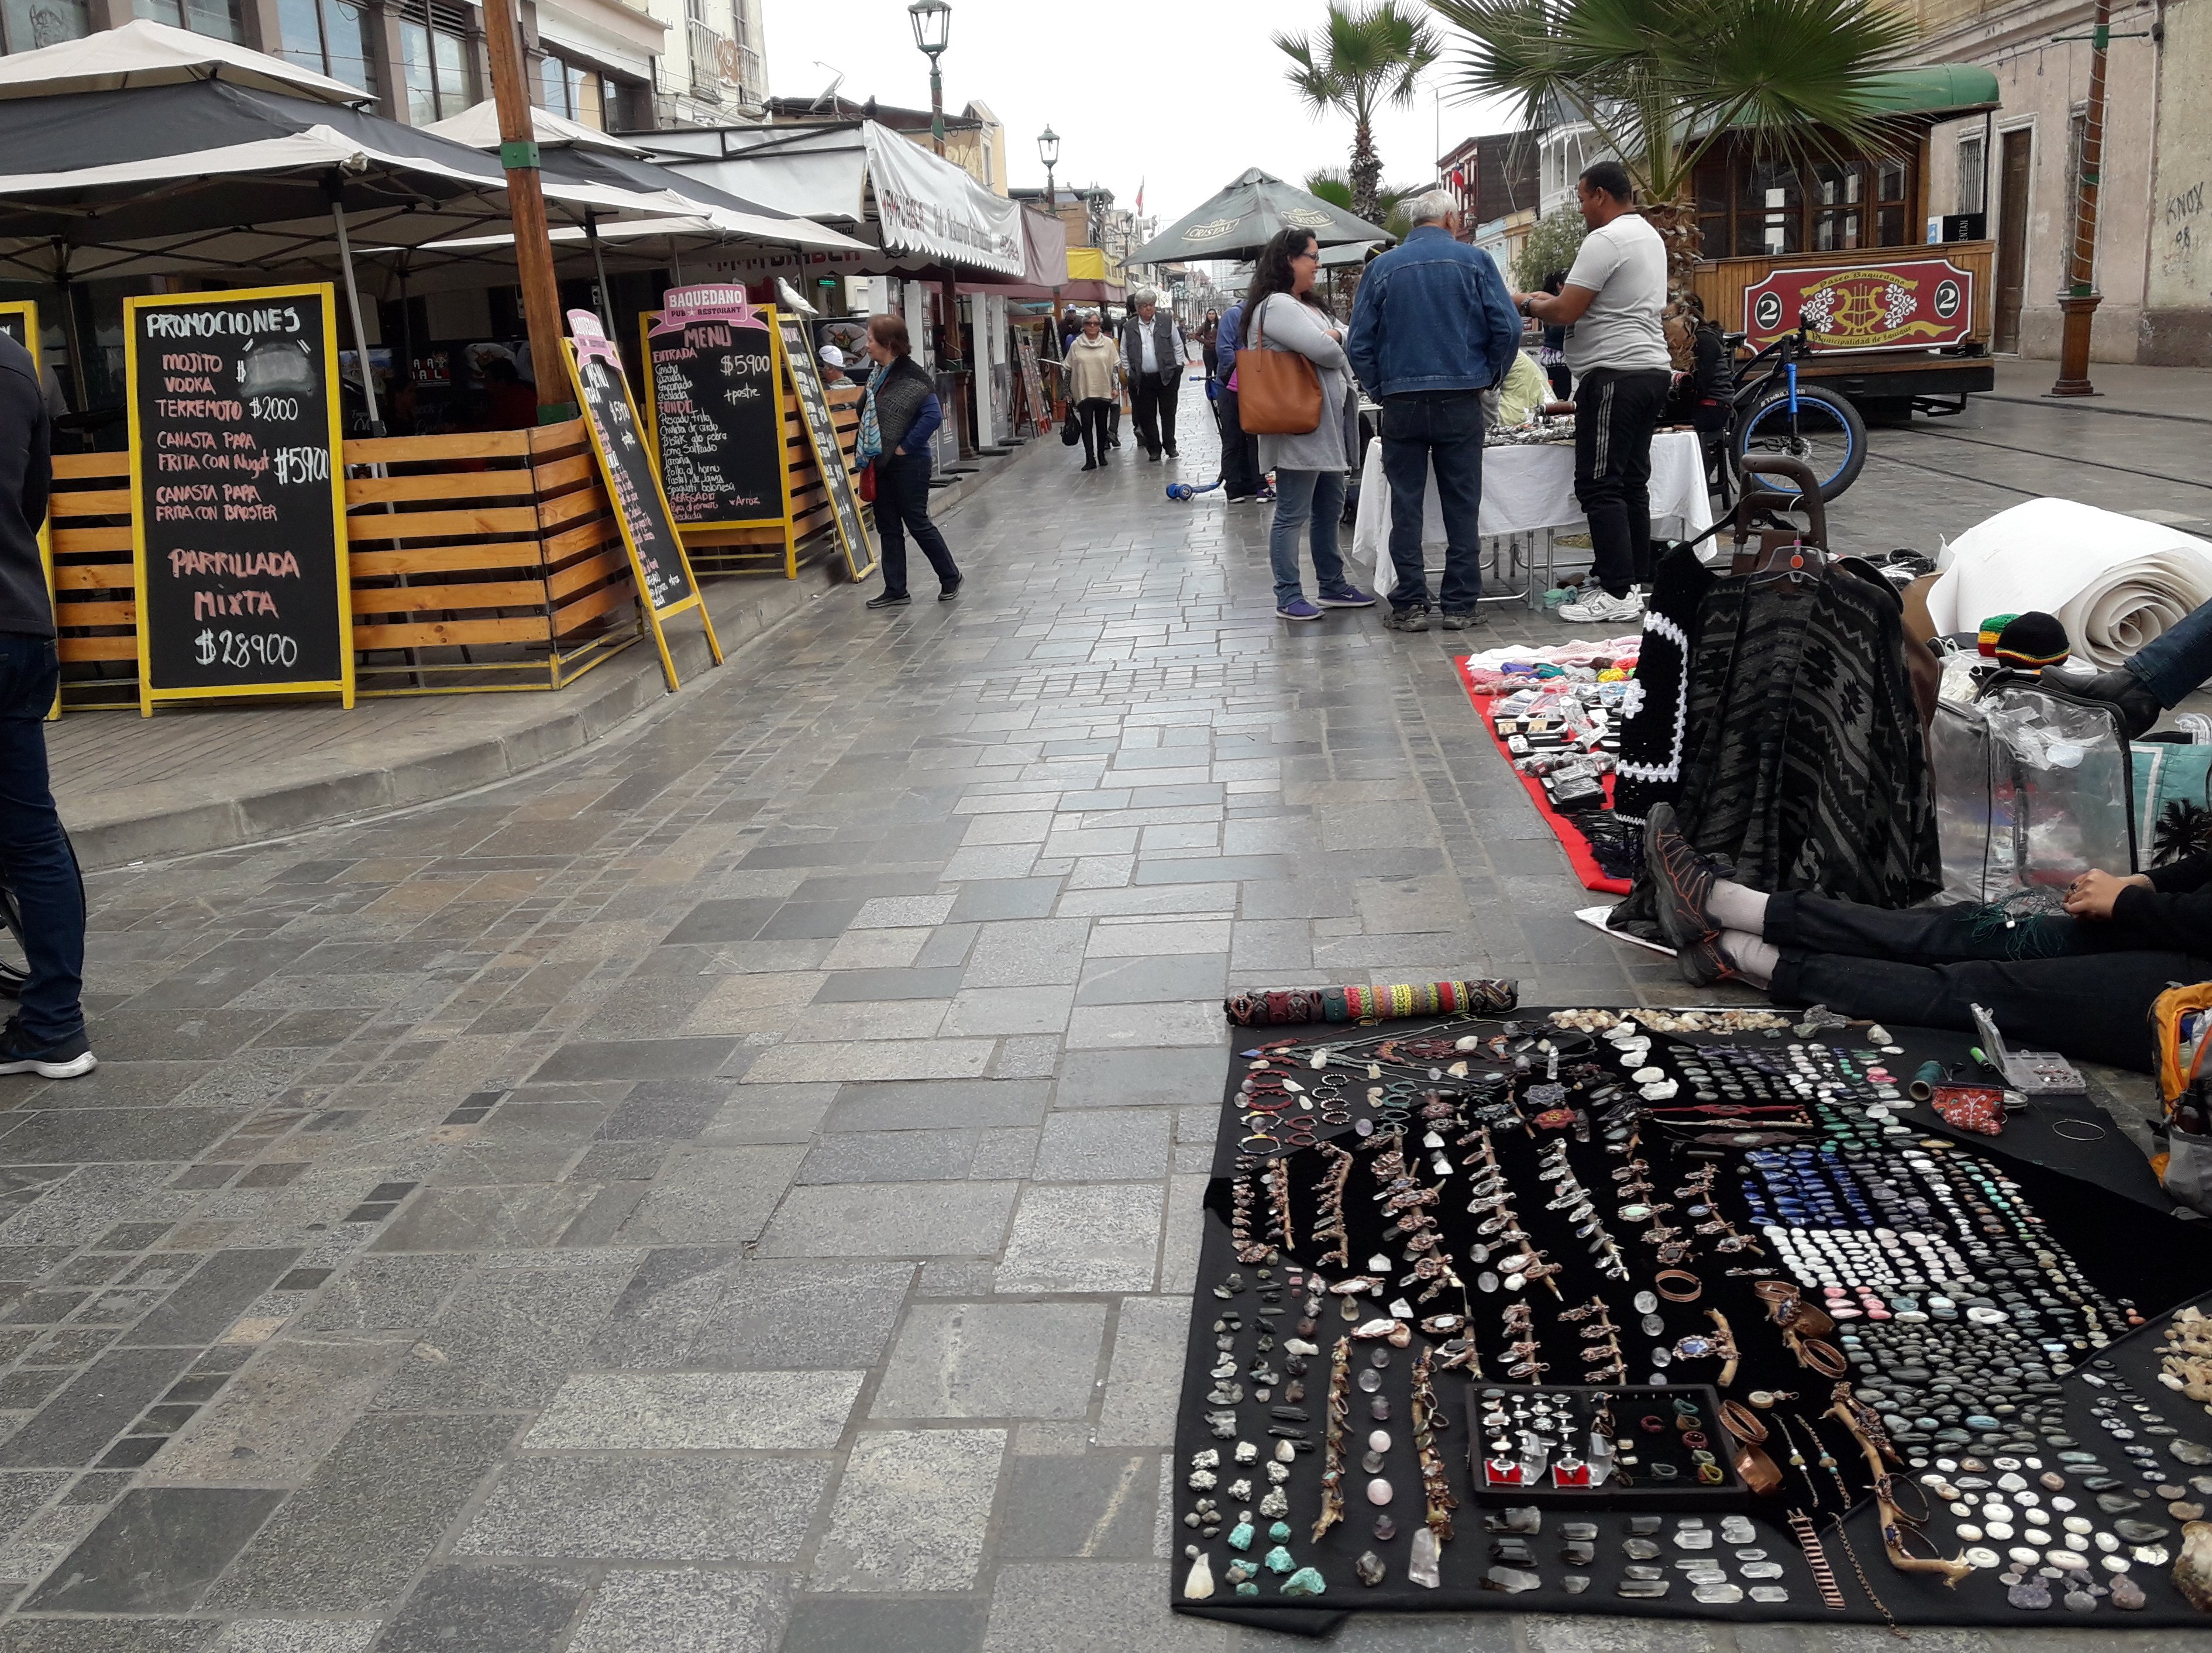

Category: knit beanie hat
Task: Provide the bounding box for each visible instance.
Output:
[1976,613,2019,657]
[1992,611,2070,671]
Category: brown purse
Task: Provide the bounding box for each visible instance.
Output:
[1236,298,1324,435]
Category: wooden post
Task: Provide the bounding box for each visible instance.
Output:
[480,0,573,417]
[2051,0,2110,397]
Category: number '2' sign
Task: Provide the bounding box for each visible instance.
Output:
[125,283,354,713]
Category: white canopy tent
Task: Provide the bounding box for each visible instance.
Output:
[0,18,369,104]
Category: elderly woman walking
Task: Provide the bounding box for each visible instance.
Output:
[1241,228,1374,621]
[857,312,962,609]
[1063,313,1123,472]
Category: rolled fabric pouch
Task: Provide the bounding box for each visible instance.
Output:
[1221,980,1520,1025]
[1908,1060,1946,1102]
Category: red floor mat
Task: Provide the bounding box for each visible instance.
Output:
[1456,655,1632,895]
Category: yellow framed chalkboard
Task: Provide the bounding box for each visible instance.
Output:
[124,283,355,714]
[0,301,57,720]
[639,287,793,540]
[563,309,723,694]
[772,311,876,582]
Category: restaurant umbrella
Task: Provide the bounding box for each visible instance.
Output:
[1129,167,1388,264]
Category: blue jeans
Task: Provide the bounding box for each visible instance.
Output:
[875,451,959,599]
[0,635,83,1046]
[1378,390,1485,612]
[1268,469,1352,608]
[2128,597,2212,706]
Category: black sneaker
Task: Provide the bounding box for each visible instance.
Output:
[0,1019,95,1080]
[1381,604,1430,634]
[1437,610,1481,630]
[865,592,911,609]
[939,580,964,602]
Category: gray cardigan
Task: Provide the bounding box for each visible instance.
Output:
[1241,292,1358,474]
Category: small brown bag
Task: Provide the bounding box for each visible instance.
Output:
[1236,299,1323,436]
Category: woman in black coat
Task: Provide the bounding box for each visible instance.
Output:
[859,312,962,609]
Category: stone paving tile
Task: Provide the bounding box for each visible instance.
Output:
[995,1184,1162,1293]
[871,1302,1107,1420]
[455,1457,830,1561]
[521,1370,864,1450]
[809,1427,1006,1591]
[374,1565,589,1653]
[566,1568,795,1653]
[757,1182,1016,1259]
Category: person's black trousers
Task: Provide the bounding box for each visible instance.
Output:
[1764,891,2205,1072]
[1573,367,1671,596]
[1077,397,1113,465]
[0,634,84,1047]
[875,451,959,597]
[1130,371,1179,456]
[1217,387,1261,497]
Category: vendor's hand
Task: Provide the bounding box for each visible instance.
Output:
[2062,868,2151,919]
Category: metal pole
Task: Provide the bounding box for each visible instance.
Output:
[326,181,386,437]
[2051,0,2110,396]
[586,211,616,336]
[930,60,945,156]
[51,240,88,415]
[481,0,572,416]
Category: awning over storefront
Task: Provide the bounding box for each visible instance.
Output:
[0,77,697,285]
[634,119,1026,277]
[954,209,1069,299]
[1862,64,2003,120]
[0,18,368,105]
[426,101,866,253]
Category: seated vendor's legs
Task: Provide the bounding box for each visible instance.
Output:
[1760,890,2108,964]
[2075,595,2212,735]
[1762,947,2203,1074]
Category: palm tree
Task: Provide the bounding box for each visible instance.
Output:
[1431,0,1918,287]
[1305,168,1423,238]
[1277,2,1444,224]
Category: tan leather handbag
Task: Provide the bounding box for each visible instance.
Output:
[1236,298,1323,435]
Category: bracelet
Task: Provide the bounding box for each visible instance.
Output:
[1654,1269,1702,1302]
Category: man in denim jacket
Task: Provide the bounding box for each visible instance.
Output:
[1347,190,1522,632]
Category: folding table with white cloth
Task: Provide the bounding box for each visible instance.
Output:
[1348,430,1714,607]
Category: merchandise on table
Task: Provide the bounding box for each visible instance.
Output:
[1223,981,1520,1027]
[1176,1002,2212,1630]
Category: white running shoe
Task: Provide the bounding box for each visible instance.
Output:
[1557,588,1644,624]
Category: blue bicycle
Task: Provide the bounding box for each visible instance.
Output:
[1720,325,1867,505]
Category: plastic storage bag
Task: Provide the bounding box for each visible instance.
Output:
[1929,673,2137,905]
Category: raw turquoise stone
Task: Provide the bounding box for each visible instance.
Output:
[1264,1545,1296,1575]
[1226,1520,1254,1552]
[1283,1566,1327,1597]
[1235,1582,1259,1596]
[1269,1521,1292,1542]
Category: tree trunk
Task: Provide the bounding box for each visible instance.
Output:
[1350,118,1382,225]
[1640,195,1703,300]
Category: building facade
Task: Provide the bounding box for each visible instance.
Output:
[0,0,771,135]
[1905,0,2205,364]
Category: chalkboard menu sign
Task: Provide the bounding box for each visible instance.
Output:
[125,283,353,713]
[563,309,722,693]
[1017,339,1050,436]
[641,286,788,531]
[775,312,875,583]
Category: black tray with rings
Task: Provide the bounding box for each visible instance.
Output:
[1466,1383,1752,1510]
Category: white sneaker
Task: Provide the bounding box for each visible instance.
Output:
[1558,589,1644,623]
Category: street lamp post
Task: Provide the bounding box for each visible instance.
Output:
[908,0,951,157]
[1038,125,1059,210]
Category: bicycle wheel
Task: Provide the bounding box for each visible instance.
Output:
[0,882,24,1001]
[1732,386,1867,503]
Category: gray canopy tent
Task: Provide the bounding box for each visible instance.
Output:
[1130,168,1389,264]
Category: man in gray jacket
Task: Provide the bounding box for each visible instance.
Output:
[1119,289,1187,461]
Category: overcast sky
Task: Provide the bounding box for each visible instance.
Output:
[756,0,1520,225]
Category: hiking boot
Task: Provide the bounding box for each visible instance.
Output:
[1643,803,1722,959]
[1437,610,1480,630]
[2070,667,2164,739]
[1382,604,1430,633]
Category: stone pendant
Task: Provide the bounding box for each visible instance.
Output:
[1409,1525,1442,1589]
[1183,1549,1215,1600]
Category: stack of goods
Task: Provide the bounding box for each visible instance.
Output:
[1176,1000,2212,1630]
[1458,642,1645,890]
[1489,414,1576,448]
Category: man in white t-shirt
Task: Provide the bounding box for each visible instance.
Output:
[1517,160,1673,623]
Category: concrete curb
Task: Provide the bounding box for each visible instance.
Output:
[68,444,1037,871]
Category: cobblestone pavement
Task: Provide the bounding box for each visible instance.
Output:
[0,377,2193,1652]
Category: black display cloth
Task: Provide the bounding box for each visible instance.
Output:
[1174,1011,2212,1634]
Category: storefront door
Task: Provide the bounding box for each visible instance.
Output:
[1994,128,2032,353]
